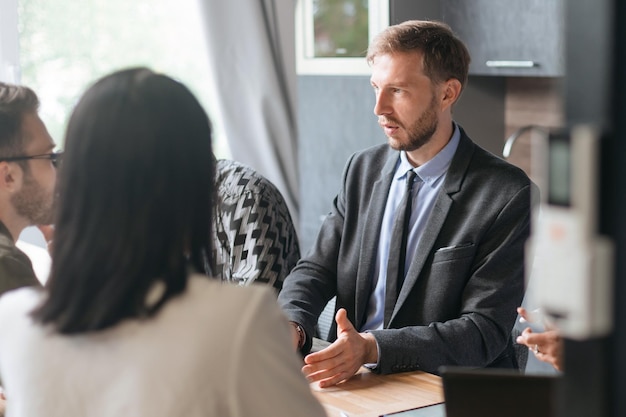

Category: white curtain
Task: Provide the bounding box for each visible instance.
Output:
[0,0,20,83]
[198,0,299,225]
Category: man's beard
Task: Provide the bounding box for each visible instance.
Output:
[384,94,439,152]
[11,172,55,225]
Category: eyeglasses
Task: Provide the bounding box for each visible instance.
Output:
[0,152,63,168]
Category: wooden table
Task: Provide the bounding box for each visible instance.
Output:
[311,368,444,417]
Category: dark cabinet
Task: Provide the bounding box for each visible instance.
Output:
[442,0,564,77]
[390,0,441,25]
[390,0,565,77]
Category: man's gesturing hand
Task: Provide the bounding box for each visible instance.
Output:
[302,308,378,388]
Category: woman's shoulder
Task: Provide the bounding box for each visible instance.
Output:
[175,276,285,343]
[0,286,43,338]
[0,286,42,314]
[185,275,277,312]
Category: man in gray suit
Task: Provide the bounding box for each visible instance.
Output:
[278,20,533,388]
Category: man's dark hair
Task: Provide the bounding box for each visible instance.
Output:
[0,82,40,159]
[367,20,471,92]
[32,68,216,334]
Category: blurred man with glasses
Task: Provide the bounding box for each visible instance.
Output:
[0,81,59,298]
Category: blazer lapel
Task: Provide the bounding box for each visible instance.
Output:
[354,150,399,328]
[390,131,476,324]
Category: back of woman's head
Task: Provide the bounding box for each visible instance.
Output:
[33,68,215,333]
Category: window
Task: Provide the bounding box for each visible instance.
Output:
[296,0,388,75]
[15,0,230,157]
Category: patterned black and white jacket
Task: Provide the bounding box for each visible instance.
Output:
[212,159,300,292]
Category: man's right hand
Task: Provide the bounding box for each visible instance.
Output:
[302,308,378,388]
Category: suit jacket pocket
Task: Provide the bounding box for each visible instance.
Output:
[432,243,475,263]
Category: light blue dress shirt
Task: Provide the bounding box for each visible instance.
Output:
[360,124,461,332]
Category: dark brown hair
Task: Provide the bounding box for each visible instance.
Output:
[367,20,470,91]
[32,68,216,334]
[0,82,40,158]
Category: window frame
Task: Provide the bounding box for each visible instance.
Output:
[295,0,389,76]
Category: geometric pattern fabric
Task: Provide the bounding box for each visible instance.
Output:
[212,159,300,291]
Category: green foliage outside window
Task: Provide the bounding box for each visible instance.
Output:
[313,0,369,58]
[18,0,229,157]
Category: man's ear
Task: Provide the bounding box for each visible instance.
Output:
[0,162,22,192]
[440,78,463,111]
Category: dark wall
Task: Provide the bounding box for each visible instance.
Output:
[453,76,506,155]
[297,75,379,253]
[390,0,441,24]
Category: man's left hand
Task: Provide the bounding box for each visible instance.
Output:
[302,308,378,388]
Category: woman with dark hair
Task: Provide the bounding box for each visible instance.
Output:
[0,68,325,417]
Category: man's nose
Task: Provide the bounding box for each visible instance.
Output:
[373,92,391,116]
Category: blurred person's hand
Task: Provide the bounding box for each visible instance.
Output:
[37,224,54,253]
[516,307,563,371]
[1,388,6,416]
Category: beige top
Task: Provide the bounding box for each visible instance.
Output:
[0,276,325,417]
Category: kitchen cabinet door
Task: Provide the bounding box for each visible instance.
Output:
[442,0,564,76]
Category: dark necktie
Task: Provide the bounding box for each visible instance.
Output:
[384,170,418,327]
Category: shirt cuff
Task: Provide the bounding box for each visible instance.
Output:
[362,331,381,370]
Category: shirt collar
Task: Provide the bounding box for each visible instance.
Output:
[397,123,461,186]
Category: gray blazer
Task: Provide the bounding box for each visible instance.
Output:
[279,128,533,375]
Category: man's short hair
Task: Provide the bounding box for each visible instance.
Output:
[366,20,471,92]
[0,82,40,158]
